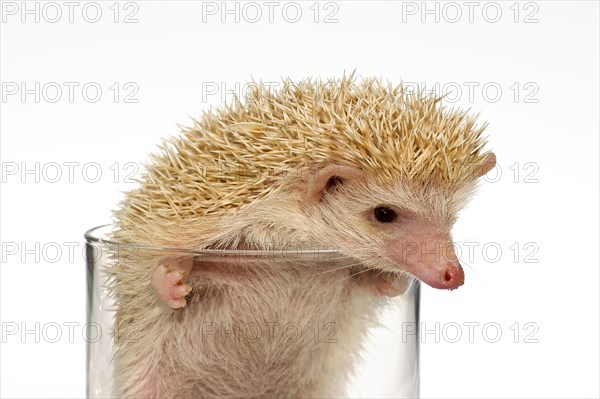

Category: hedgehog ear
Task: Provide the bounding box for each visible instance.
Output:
[306,164,365,203]
[475,152,496,178]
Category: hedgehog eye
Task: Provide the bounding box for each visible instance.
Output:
[373,206,397,223]
[325,176,343,192]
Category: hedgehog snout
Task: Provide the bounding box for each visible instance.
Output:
[382,230,465,291]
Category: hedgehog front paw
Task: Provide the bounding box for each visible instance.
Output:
[151,263,193,309]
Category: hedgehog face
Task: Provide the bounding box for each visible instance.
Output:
[302,157,495,290]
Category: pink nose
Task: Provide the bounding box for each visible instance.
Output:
[441,263,465,289]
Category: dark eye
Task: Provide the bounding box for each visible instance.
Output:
[374,206,397,223]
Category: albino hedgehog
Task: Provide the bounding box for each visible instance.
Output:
[109,74,496,398]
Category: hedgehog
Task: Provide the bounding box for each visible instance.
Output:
[108,73,496,398]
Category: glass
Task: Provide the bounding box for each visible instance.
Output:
[85,225,420,398]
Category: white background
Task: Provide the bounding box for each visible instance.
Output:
[1,1,599,398]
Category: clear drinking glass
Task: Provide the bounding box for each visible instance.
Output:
[85,225,420,398]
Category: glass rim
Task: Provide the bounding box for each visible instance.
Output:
[84,224,346,258]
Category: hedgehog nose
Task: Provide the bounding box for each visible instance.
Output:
[441,263,464,289]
